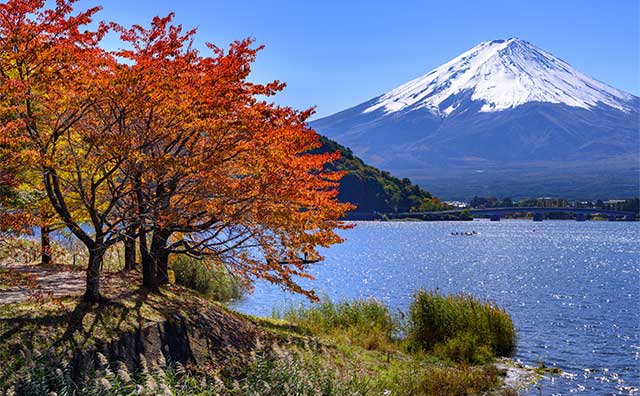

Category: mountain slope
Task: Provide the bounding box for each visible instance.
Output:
[312,38,639,200]
[316,136,447,213]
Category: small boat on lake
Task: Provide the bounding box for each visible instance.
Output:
[451,231,478,236]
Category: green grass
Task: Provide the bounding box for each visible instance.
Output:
[375,361,507,396]
[6,347,370,396]
[407,290,516,363]
[534,362,563,375]
[0,282,523,396]
[432,332,495,364]
[171,255,243,302]
[276,297,398,351]
[269,294,522,395]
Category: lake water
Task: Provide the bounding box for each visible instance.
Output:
[233,220,640,395]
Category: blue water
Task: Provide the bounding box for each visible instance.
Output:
[232,220,640,395]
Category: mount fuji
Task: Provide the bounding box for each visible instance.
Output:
[312,38,639,200]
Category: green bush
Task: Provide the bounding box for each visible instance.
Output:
[278,297,397,351]
[171,255,243,302]
[432,332,494,364]
[408,290,516,359]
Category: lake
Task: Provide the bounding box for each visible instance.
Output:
[232,220,640,395]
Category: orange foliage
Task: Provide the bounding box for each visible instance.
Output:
[1,1,353,300]
[103,14,353,298]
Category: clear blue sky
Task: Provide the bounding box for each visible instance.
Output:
[80,0,639,119]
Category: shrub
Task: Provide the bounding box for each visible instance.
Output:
[278,297,398,351]
[171,255,243,302]
[432,332,494,364]
[407,290,516,359]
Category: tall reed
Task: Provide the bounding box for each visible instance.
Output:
[408,290,516,359]
[278,297,398,351]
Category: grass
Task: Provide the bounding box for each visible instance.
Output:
[277,291,516,365]
[0,280,237,388]
[269,294,523,395]
[0,299,153,393]
[4,344,520,396]
[232,350,369,396]
[534,362,563,375]
[0,287,370,395]
[0,259,523,396]
[276,297,398,351]
[431,331,495,364]
[170,255,244,302]
[375,361,506,396]
[407,290,516,363]
[7,347,370,396]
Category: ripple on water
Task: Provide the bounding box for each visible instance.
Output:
[232,220,640,396]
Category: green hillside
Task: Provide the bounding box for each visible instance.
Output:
[316,136,448,213]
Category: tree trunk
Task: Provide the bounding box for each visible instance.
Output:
[83,246,106,303]
[123,226,137,271]
[140,230,159,292]
[157,250,169,285]
[40,225,51,265]
[151,230,170,285]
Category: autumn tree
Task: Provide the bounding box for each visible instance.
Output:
[1,124,60,265]
[0,137,28,233]
[0,161,32,235]
[1,1,352,302]
[0,0,134,302]
[105,16,353,298]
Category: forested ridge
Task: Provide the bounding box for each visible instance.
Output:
[316,136,448,213]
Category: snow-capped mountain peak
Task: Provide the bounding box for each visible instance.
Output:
[364,38,636,116]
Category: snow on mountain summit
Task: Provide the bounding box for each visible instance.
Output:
[364,38,636,116]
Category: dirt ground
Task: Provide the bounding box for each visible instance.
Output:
[0,259,87,304]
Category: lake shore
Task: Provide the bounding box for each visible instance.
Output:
[234,220,640,395]
[0,263,531,395]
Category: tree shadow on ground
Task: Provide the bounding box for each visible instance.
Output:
[0,276,268,389]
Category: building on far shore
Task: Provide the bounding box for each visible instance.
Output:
[444,201,468,208]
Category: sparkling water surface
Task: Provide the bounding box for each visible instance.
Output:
[232,220,640,395]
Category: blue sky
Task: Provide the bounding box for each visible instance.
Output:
[81,0,639,119]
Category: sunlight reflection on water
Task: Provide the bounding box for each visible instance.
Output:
[232,220,640,395]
